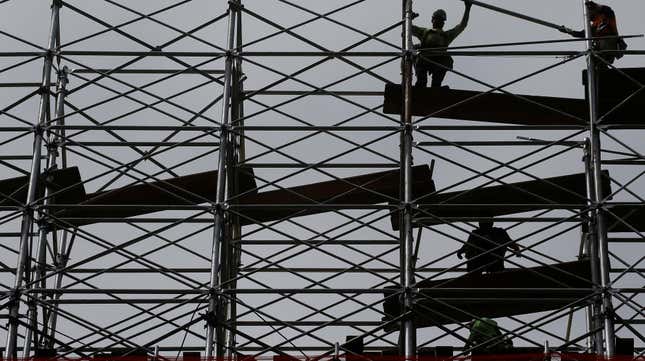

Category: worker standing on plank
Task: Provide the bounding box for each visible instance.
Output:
[412,0,472,88]
[560,1,627,66]
[457,221,521,274]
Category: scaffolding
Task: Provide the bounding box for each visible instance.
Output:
[0,0,643,359]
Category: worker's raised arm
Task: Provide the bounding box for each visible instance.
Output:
[459,0,473,30]
[446,0,472,42]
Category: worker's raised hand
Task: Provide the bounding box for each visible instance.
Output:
[411,11,419,19]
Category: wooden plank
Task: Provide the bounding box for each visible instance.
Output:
[382,83,587,125]
[0,167,85,207]
[605,205,645,233]
[55,165,436,228]
[382,259,592,328]
[236,165,435,225]
[583,67,645,125]
[391,170,611,230]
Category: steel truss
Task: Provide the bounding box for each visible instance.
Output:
[0,0,643,359]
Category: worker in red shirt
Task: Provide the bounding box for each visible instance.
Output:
[560,1,627,65]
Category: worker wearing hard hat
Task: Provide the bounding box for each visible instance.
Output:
[412,0,472,88]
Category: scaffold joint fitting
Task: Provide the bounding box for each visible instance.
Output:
[37,85,50,96]
[213,202,229,214]
[52,0,64,9]
[36,216,52,233]
[228,1,244,12]
[200,310,218,328]
[403,49,416,60]
[402,202,414,211]
[6,289,20,307]
[225,50,236,60]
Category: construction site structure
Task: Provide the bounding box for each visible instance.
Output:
[0,0,643,360]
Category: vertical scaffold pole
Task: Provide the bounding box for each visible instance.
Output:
[225,0,245,354]
[206,1,237,358]
[583,138,604,354]
[4,1,61,358]
[581,1,615,357]
[401,0,416,358]
[23,66,69,358]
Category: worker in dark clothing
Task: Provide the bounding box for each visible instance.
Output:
[465,318,513,355]
[457,221,521,274]
[560,1,627,65]
[412,0,472,88]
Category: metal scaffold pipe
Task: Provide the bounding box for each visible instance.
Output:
[465,0,564,31]
[583,138,604,354]
[4,1,61,358]
[401,0,416,358]
[206,1,238,358]
[582,0,615,357]
[22,66,70,358]
[224,1,245,355]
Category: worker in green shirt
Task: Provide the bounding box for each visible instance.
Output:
[412,0,472,88]
[465,318,513,355]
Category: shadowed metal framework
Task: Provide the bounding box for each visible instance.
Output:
[0,0,643,359]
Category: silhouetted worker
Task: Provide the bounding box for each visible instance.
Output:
[560,1,627,66]
[457,221,520,274]
[412,0,472,88]
[465,318,513,355]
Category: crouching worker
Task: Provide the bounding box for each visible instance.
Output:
[412,0,472,88]
[465,318,513,355]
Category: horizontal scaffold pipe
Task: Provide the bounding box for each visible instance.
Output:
[243,90,384,96]
[71,68,225,74]
[61,141,220,147]
[47,125,222,131]
[0,83,42,88]
[240,163,399,168]
[2,48,644,58]
[413,216,582,222]
[420,34,644,52]
[7,288,644,297]
[240,125,400,131]
[2,267,641,274]
[417,141,582,147]
[44,124,645,131]
[18,288,399,294]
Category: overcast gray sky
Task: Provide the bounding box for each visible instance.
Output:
[0,0,643,355]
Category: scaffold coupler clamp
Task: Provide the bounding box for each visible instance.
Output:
[201,309,218,329]
[35,214,52,235]
[36,80,51,97]
[5,290,20,323]
[213,202,229,217]
[405,48,417,63]
[57,67,70,90]
[228,0,244,12]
